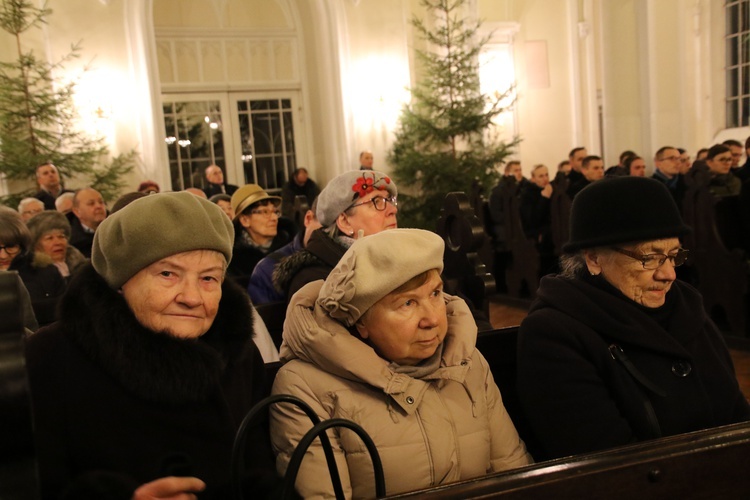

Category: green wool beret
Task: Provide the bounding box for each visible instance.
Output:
[92,191,234,289]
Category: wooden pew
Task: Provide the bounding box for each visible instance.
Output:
[387,421,750,498]
[499,184,540,299]
[436,192,496,319]
[549,174,572,257]
[681,177,748,336]
[0,272,39,499]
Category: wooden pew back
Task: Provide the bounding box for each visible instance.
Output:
[681,177,748,336]
[387,421,750,498]
[436,192,496,318]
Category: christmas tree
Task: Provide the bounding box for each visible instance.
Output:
[0,0,135,207]
[388,0,517,229]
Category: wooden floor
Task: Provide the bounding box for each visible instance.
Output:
[487,295,750,401]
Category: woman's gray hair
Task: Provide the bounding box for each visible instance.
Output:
[26,211,72,248]
[559,252,587,279]
[560,247,619,279]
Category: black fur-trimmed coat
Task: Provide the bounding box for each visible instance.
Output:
[25,264,278,499]
[272,229,348,301]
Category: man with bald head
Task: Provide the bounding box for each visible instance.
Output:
[69,188,108,257]
[203,164,238,197]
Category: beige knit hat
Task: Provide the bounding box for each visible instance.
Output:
[92,191,234,289]
[317,228,444,326]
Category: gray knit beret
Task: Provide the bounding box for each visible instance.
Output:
[26,211,72,248]
[317,228,444,326]
[92,191,234,289]
[316,170,397,227]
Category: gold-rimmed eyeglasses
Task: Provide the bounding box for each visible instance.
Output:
[611,247,689,270]
[250,208,281,218]
[347,195,398,212]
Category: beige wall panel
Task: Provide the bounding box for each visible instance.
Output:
[175,41,201,82]
[494,0,578,172]
[225,41,251,81]
[600,0,644,163]
[274,41,295,81]
[154,0,290,29]
[201,42,225,82]
[156,41,176,84]
[248,42,272,81]
[153,0,219,28]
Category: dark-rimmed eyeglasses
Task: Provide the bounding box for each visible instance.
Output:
[347,195,397,212]
[0,244,21,255]
[611,247,689,270]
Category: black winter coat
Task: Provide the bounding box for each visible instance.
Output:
[272,228,347,301]
[9,251,66,327]
[25,264,278,499]
[517,274,750,461]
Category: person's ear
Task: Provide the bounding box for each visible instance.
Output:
[303,209,314,227]
[336,213,354,236]
[584,249,603,276]
[238,213,252,229]
[355,321,370,339]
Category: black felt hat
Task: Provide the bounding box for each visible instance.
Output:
[562,176,691,253]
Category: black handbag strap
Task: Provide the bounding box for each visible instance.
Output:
[231,394,343,500]
[609,344,664,439]
[282,418,386,500]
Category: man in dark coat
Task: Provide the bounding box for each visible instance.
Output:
[68,188,108,258]
[33,162,73,210]
[203,165,238,197]
[519,164,556,276]
[25,192,281,499]
[280,167,320,218]
[651,146,687,209]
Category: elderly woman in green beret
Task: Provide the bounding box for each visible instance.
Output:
[25,192,280,499]
[270,229,532,498]
[517,176,750,461]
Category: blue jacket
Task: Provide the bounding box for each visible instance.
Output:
[248,232,303,304]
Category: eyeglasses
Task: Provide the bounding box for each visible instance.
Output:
[611,247,689,270]
[658,156,680,162]
[0,244,21,255]
[250,208,281,218]
[347,195,398,212]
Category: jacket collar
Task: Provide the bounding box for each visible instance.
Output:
[280,280,476,415]
[534,275,706,357]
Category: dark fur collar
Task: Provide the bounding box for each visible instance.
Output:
[60,264,254,404]
[272,249,322,294]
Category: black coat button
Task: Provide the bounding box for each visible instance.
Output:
[671,360,692,377]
